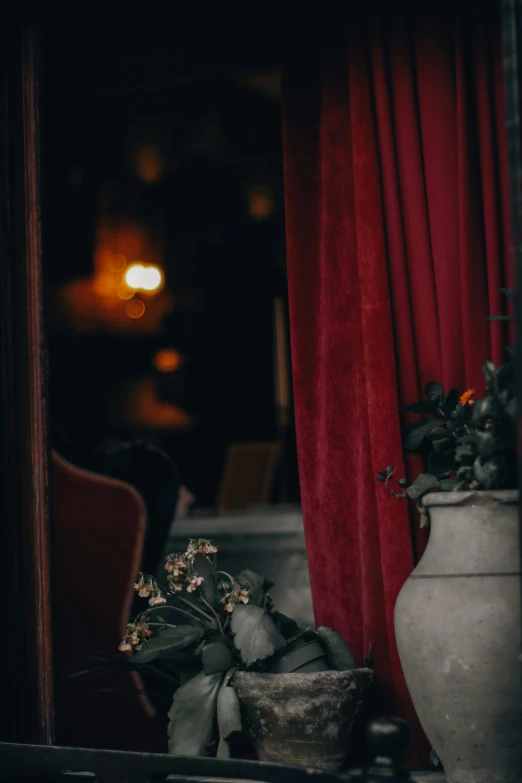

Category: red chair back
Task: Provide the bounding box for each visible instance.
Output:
[52,451,166,752]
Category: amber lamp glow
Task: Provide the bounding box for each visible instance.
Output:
[154,348,183,373]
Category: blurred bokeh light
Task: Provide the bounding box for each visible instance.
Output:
[153,347,183,373]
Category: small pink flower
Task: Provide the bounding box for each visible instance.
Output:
[220,583,249,611]
[119,616,152,653]
[149,591,166,606]
[134,573,156,598]
[165,554,187,574]
[187,575,204,593]
[167,569,186,593]
[198,541,218,556]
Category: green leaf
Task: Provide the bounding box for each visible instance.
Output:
[270,610,303,640]
[168,670,224,755]
[404,419,441,451]
[236,569,274,607]
[459,434,479,446]
[71,655,181,686]
[443,388,460,417]
[425,382,444,401]
[455,465,473,485]
[405,400,439,414]
[431,437,454,455]
[451,403,468,421]
[407,417,433,430]
[455,443,474,462]
[487,315,514,321]
[473,456,499,490]
[317,627,356,670]
[426,426,449,442]
[405,473,440,500]
[473,396,494,420]
[133,626,205,664]
[439,479,457,491]
[482,360,496,387]
[477,432,496,458]
[202,640,237,675]
[230,605,286,666]
[427,451,455,477]
[216,668,242,759]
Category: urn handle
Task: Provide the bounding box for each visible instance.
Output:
[363,717,411,781]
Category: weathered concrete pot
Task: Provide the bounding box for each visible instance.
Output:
[232,669,373,771]
[394,490,521,783]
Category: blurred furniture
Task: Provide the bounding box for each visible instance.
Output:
[166,506,313,627]
[217,443,280,514]
[52,452,166,752]
[0,718,442,781]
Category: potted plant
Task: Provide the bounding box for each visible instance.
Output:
[117,538,373,770]
[377,298,519,783]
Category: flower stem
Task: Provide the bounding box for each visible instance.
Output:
[174,595,217,625]
[384,468,407,498]
[147,605,212,628]
[147,622,180,630]
[215,570,236,585]
[200,595,225,636]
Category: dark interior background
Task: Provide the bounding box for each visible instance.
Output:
[41,1,299,507]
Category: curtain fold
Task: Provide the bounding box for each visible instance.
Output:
[283,0,512,764]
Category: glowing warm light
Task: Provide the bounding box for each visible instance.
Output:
[125,299,146,319]
[108,254,127,272]
[58,217,174,334]
[154,348,183,373]
[248,186,275,220]
[125,263,145,288]
[116,283,135,300]
[123,379,192,430]
[125,263,163,293]
[134,146,165,184]
[142,267,162,291]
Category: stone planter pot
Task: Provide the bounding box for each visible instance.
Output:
[269,637,329,674]
[232,669,373,771]
[394,490,521,783]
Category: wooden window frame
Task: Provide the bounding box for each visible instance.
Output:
[0,5,53,744]
[0,0,520,751]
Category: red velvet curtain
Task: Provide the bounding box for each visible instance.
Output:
[283,0,512,764]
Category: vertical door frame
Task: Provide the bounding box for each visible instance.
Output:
[0,4,54,744]
[0,0,520,751]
